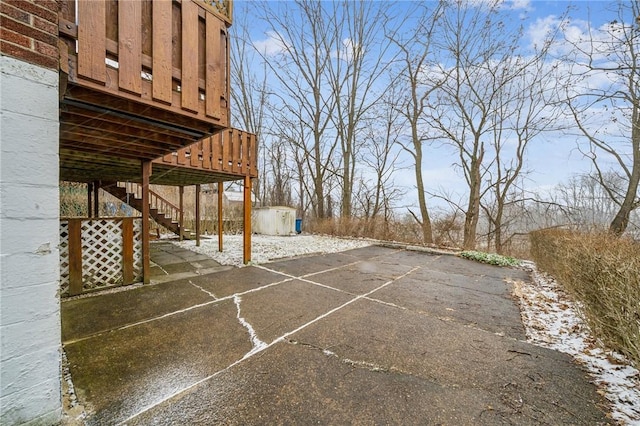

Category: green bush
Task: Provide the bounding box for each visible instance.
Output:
[459,250,520,267]
[530,229,640,370]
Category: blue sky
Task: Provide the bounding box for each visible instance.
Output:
[232,0,633,212]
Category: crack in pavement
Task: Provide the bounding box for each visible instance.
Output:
[65,277,296,345]
[253,264,355,296]
[234,295,268,358]
[287,339,412,375]
[150,261,170,276]
[189,280,218,299]
[120,265,421,424]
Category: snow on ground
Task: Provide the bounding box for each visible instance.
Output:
[514,262,640,425]
[172,235,639,425]
[173,234,372,266]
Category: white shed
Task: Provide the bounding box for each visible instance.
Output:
[252,206,297,235]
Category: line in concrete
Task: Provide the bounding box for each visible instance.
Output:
[64,277,296,345]
[119,265,421,425]
[188,279,218,299]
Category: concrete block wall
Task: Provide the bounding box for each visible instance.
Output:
[1,1,62,424]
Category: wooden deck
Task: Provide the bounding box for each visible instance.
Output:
[56,0,256,279]
[59,0,234,169]
[60,127,257,185]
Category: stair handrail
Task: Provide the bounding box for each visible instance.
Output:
[149,190,181,223]
[116,182,181,223]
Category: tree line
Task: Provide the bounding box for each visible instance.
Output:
[230,0,640,251]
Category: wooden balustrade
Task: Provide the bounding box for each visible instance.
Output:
[59,0,232,136]
[155,128,258,178]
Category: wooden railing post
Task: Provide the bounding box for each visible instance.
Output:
[179,186,184,241]
[195,184,201,247]
[218,181,223,252]
[142,161,152,284]
[243,176,251,264]
[122,218,134,285]
[87,182,93,217]
[93,180,100,217]
[68,219,83,296]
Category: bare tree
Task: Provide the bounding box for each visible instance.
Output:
[564,0,640,235]
[428,1,560,249]
[321,1,396,218]
[389,2,445,245]
[356,88,405,220]
[229,6,269,204]
[257,0,340,218]
[480,49,564,253]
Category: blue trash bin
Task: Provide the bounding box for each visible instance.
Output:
[295,218,302,234]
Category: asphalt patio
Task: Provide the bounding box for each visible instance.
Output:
[61,242,610,425]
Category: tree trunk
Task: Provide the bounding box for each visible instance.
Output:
[610,117,640,235]
[414,143,433,244]
[463,155,482,250]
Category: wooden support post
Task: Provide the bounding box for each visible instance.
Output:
[179,186,184,241]
[142,161,151,284]
[68,219,83,296]
[93,180,100,218]
[243,176,251,264]
[87,182,93,217]
[195,184,201,247]
[122,218,134,285]
[218,182,223,252]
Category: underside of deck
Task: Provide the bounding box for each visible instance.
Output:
[56,0,255,283]
[58,0,251,187]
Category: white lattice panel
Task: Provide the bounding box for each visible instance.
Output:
[59,221,70,295]
[81,219,124,289]
[133,219,143,281]
[60,218,145,295]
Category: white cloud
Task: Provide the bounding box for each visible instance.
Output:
[253,30,288,56]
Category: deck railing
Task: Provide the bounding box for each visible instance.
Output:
[59,0,232,130]
[155,128,258,178]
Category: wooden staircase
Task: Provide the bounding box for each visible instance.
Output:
[101,182,195,239]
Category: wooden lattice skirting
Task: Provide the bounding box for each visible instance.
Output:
[60,218,142,296]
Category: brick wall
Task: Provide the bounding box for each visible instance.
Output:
[1,0,59,69]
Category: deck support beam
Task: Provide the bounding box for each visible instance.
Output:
[93,180,100,217]
[195,184,201,247]
[179,186,184,241]
[218,182,223,252]
[142,161,152,284]
[87,182,93,217]
[243,176,251,264]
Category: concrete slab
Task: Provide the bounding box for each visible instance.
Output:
[62,245,611,425]
[372,265,527,339]
[61,280,214,343]
[185,266,290,299]
[231,279,353,344]
[65,301,251,425]
[266,252,361,276]
[127,300,607,425]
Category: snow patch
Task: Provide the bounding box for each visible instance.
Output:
[514,262,640,425]
[173,234,371,267]
[234,295,267,358]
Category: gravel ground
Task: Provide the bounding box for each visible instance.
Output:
[173,234,373,266]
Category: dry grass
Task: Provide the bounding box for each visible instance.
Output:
[305,216,464,249]
[307,217,421,244]
[530,229,640,369]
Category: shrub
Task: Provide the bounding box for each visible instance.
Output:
[530,229,640,369]
[459,250,520,267]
